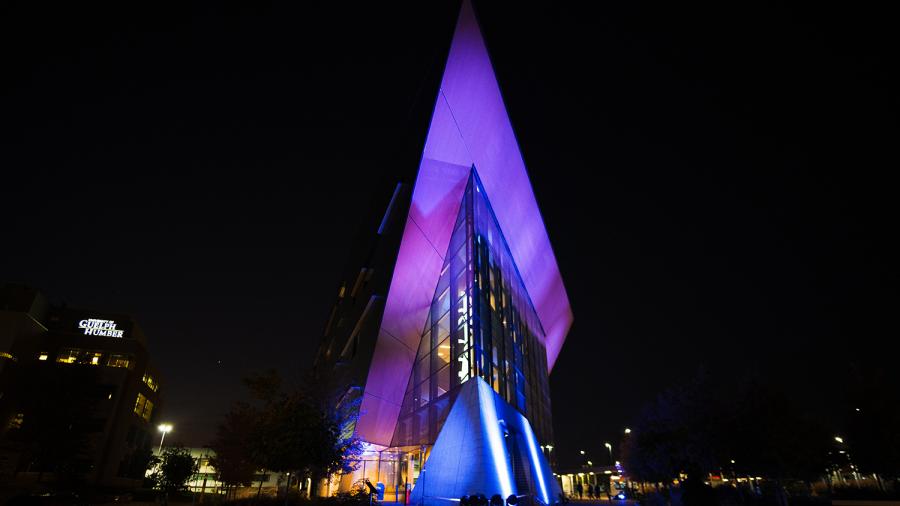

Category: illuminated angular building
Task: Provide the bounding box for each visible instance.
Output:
[313,2,572,503]
[0,284,162,488]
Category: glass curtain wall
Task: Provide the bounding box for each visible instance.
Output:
[392,167,553,449]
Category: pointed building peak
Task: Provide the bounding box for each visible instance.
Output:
[356,0,572,446]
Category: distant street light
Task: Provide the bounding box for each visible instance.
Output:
[158,423,173,453]
[604,442,613,462]
[580,450,585,455]
[624,428,631,434]
[834,436,844,444]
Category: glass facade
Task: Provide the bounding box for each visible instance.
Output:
[391,168,553,448]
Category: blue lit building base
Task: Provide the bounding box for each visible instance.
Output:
[410,377,561,506]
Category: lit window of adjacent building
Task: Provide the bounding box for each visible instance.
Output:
[7,413,24,430]
[142,373,159,392]
[38,353,48,361]
[57,349,78,364]
[106,354,132,368]
[0,351,16,361]
[57,348,104,365]
[134,393,154,422]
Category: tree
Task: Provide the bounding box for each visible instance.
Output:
[209,403,259,499]
[622,371,831,496]
[151,445,197,496]
[209,370,363,499]
[843,365,900,486]
[622,373,722,484]
[250,372,363,494]
[723,379,831,483]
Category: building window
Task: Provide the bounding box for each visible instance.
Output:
[57,349,78,364]
[57,348,104,366]
[142,373,159,392]
[107,354,133,369]
[391,168,554,447]
[7,413,24,430]
[134,393,154,422]
[0,351,16,361]
[38,352,48,361]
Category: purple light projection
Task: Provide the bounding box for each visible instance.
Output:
[357,0,573,446]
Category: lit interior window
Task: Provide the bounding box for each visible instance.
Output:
[142,373,159,392]
[134,393,153,421]
[142,399,154,421]
[106,354,132,369]
[57,349,104,365]
[38,353,48,361]
[57,349,79,364]
[0,351,15,361]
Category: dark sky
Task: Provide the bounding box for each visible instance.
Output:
[2,2,897,468]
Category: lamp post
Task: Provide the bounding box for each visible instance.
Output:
[604,442,613,464]
[158,423,173,454]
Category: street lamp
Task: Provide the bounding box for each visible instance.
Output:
[624,428,631,434]
[604,442,613,462]
[158,423,173,453]
[834,436,844,444]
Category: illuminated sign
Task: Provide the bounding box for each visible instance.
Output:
[78,319,124,338]
[457,290,470,382]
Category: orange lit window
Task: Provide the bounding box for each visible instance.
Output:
[142,373,159,392]
[57,349,103,365]
[8,413,24,430]
[134,393,154,422]
[106,354,132,369]
[142,399,154,421]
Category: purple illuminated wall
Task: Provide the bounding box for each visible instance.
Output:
[357,0,573,446]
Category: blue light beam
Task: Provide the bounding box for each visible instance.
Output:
[478,379,514,499]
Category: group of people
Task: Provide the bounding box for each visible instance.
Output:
[574,482,612,501]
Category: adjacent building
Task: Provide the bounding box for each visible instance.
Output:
[148,447,291,498]
[313,2,573,504]
[0,284,162,488]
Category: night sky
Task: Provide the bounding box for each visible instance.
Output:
[2,2,897,468]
